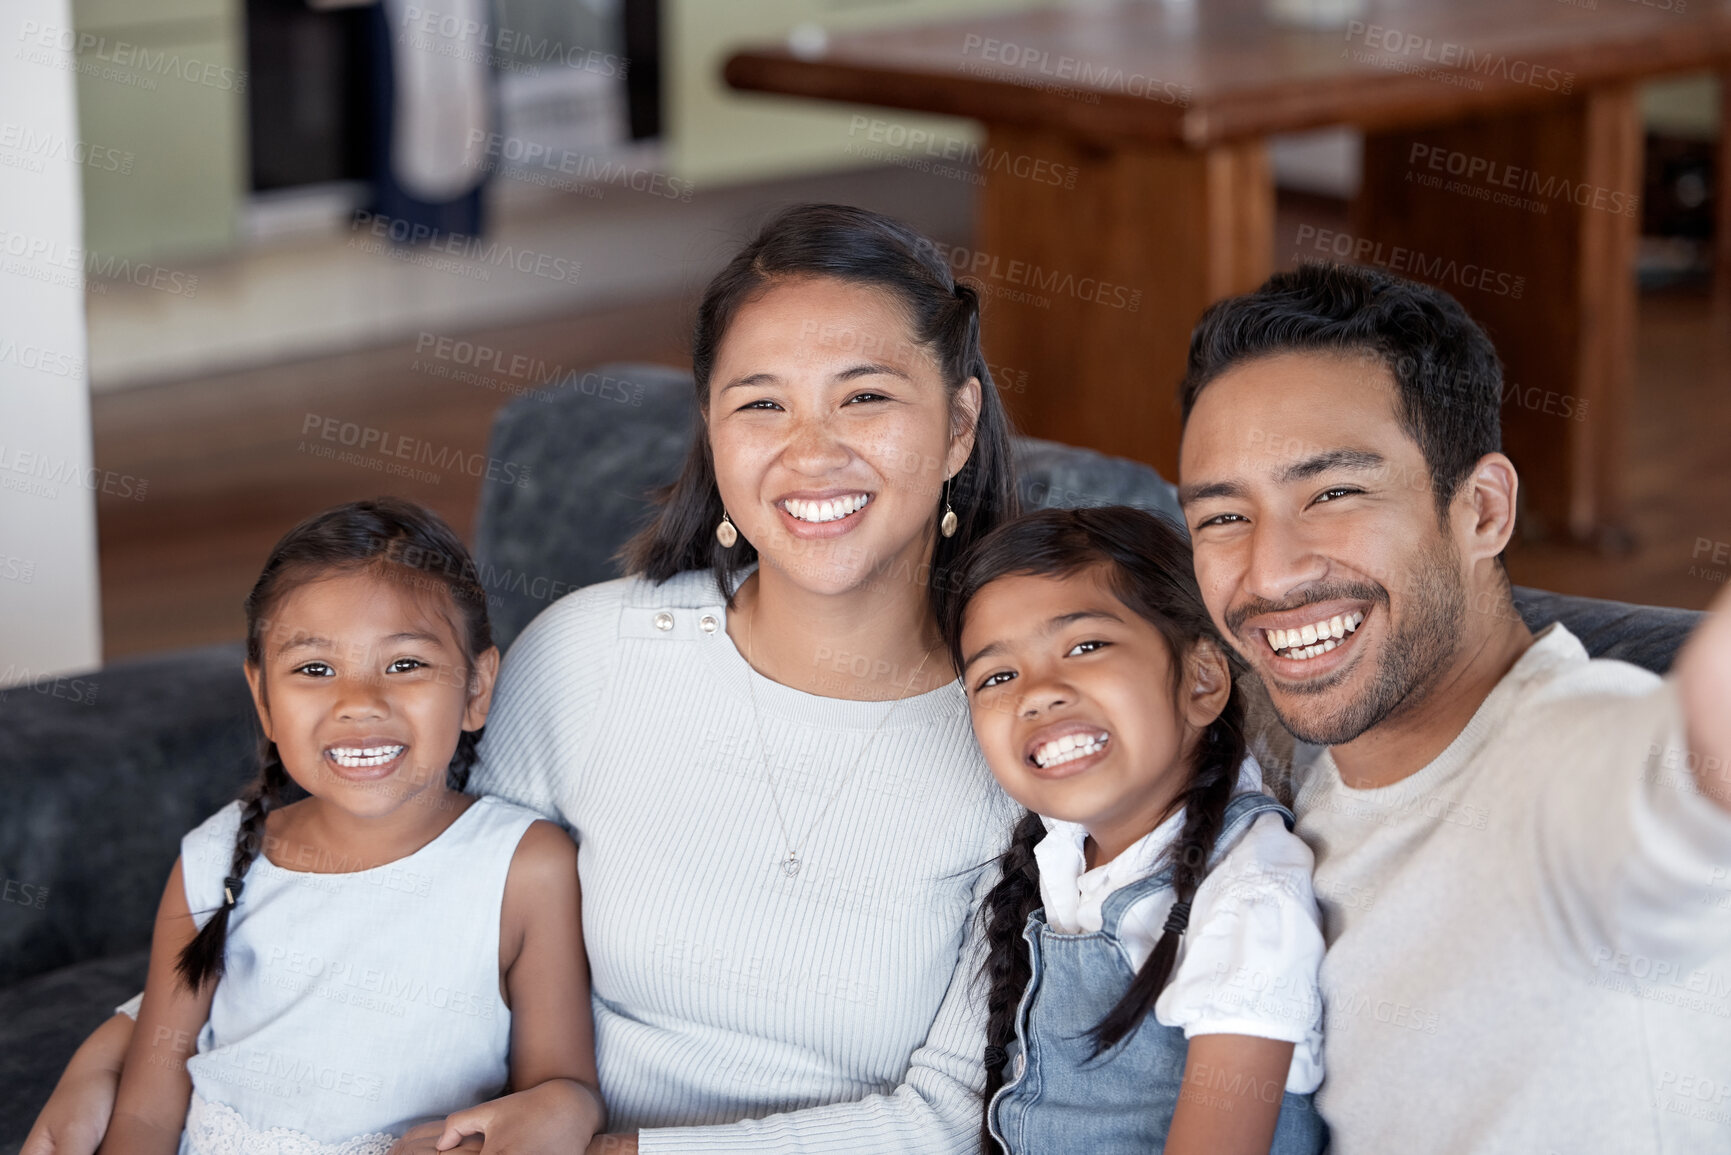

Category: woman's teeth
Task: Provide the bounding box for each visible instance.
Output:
[1033,732,1108,769]
[781,494,869,524]
[327,744,405,768]
[1265,611,1364,661]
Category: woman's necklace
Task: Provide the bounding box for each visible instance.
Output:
[743,609,934,878]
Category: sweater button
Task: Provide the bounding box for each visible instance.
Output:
[699,614,719,633]
[653,611,674,631]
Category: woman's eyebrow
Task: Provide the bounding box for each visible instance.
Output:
[718,372,779,395]
[834,362,910,382]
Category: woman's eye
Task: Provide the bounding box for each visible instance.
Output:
[388,657,427,674]
[846,391,889,405]
[977,670,1015,691]
[738,398,782,412]
[1066,640,1107,657]
[294,661,333,677]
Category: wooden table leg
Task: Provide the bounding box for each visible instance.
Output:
[973,124,1273,484]
[1354,87,1642,546]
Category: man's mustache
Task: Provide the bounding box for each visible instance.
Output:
[1224,581,1391,638]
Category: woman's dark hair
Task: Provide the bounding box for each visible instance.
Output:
[622,202,1020,623]
[1179,261,1503,521]
[940,506,1247,1145]
[176,497,493,991]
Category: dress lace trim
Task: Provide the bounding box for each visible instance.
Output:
[184,1093,398,1155]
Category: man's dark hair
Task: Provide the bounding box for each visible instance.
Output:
[1179,262,1504,519]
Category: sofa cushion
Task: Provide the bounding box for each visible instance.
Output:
[1512,586,1701,675]
[475,363,699,650]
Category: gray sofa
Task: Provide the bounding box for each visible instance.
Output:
[0,364,1704,1147]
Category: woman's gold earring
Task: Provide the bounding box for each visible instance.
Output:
[939,479,958,539]
[716,511,738,548]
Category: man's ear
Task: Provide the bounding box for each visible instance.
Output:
[945,376,983,479]
[1182,638,1234,731]
[244,660,274,742]
[1456,451,1519,566]
[462,645,501,732]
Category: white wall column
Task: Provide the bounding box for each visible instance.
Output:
[0,0,103,685]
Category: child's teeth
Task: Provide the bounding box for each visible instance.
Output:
[329,744,405,768]
[1033,733,1107,768]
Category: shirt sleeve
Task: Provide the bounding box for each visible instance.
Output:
[468,584,620,832]
[636,861,999,1155]
[1530,675,1731,970]
[1154,813,1325,1089]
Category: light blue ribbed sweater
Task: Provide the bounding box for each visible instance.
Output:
[471,569,1020,1153]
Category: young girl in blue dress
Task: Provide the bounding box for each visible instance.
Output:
[99,498,604,1155]
[943,506,1327,1155]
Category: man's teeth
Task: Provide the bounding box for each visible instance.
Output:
[1033,733,1108,769]
[1264,611,1365,661]
[327,744,405,768]
[782,494,869,524]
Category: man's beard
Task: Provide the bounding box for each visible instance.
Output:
[1245,538,1468,748]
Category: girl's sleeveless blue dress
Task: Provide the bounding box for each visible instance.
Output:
[175,793,542,1154]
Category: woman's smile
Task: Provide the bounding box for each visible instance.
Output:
[775,490,873,536]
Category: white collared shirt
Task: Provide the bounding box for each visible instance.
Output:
[1032,757,1326,1093]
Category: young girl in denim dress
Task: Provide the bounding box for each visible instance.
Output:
[945,507,1327,1155]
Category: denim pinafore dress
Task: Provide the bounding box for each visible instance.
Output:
[987,792,1327,1155]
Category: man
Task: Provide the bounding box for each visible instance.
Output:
[1175,262,1731,1154]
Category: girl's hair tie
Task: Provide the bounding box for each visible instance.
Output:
[222,876,246,908]
[1163,900,1192,936]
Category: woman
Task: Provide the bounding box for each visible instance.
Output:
[28,203,1023,1154]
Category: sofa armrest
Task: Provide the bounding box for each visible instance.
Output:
[0,644,258,987]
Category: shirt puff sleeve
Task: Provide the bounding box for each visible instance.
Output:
[1149,811,1326,1094]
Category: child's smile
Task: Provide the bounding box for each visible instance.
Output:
[1024,725,1111,777]
[322,739,410,781]
[960,565,1220,866]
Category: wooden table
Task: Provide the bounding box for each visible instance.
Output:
[726,0,1731,543]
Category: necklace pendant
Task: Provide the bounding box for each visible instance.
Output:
[782,853,801,877]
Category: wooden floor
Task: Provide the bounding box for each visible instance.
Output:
[94,211,1731,661]
[95,295,693,658]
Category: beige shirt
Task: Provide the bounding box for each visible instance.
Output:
[1295,624,1731,1155]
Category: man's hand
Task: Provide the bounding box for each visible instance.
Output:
[429,1080,604,1154]
[1676,580,1731,812]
